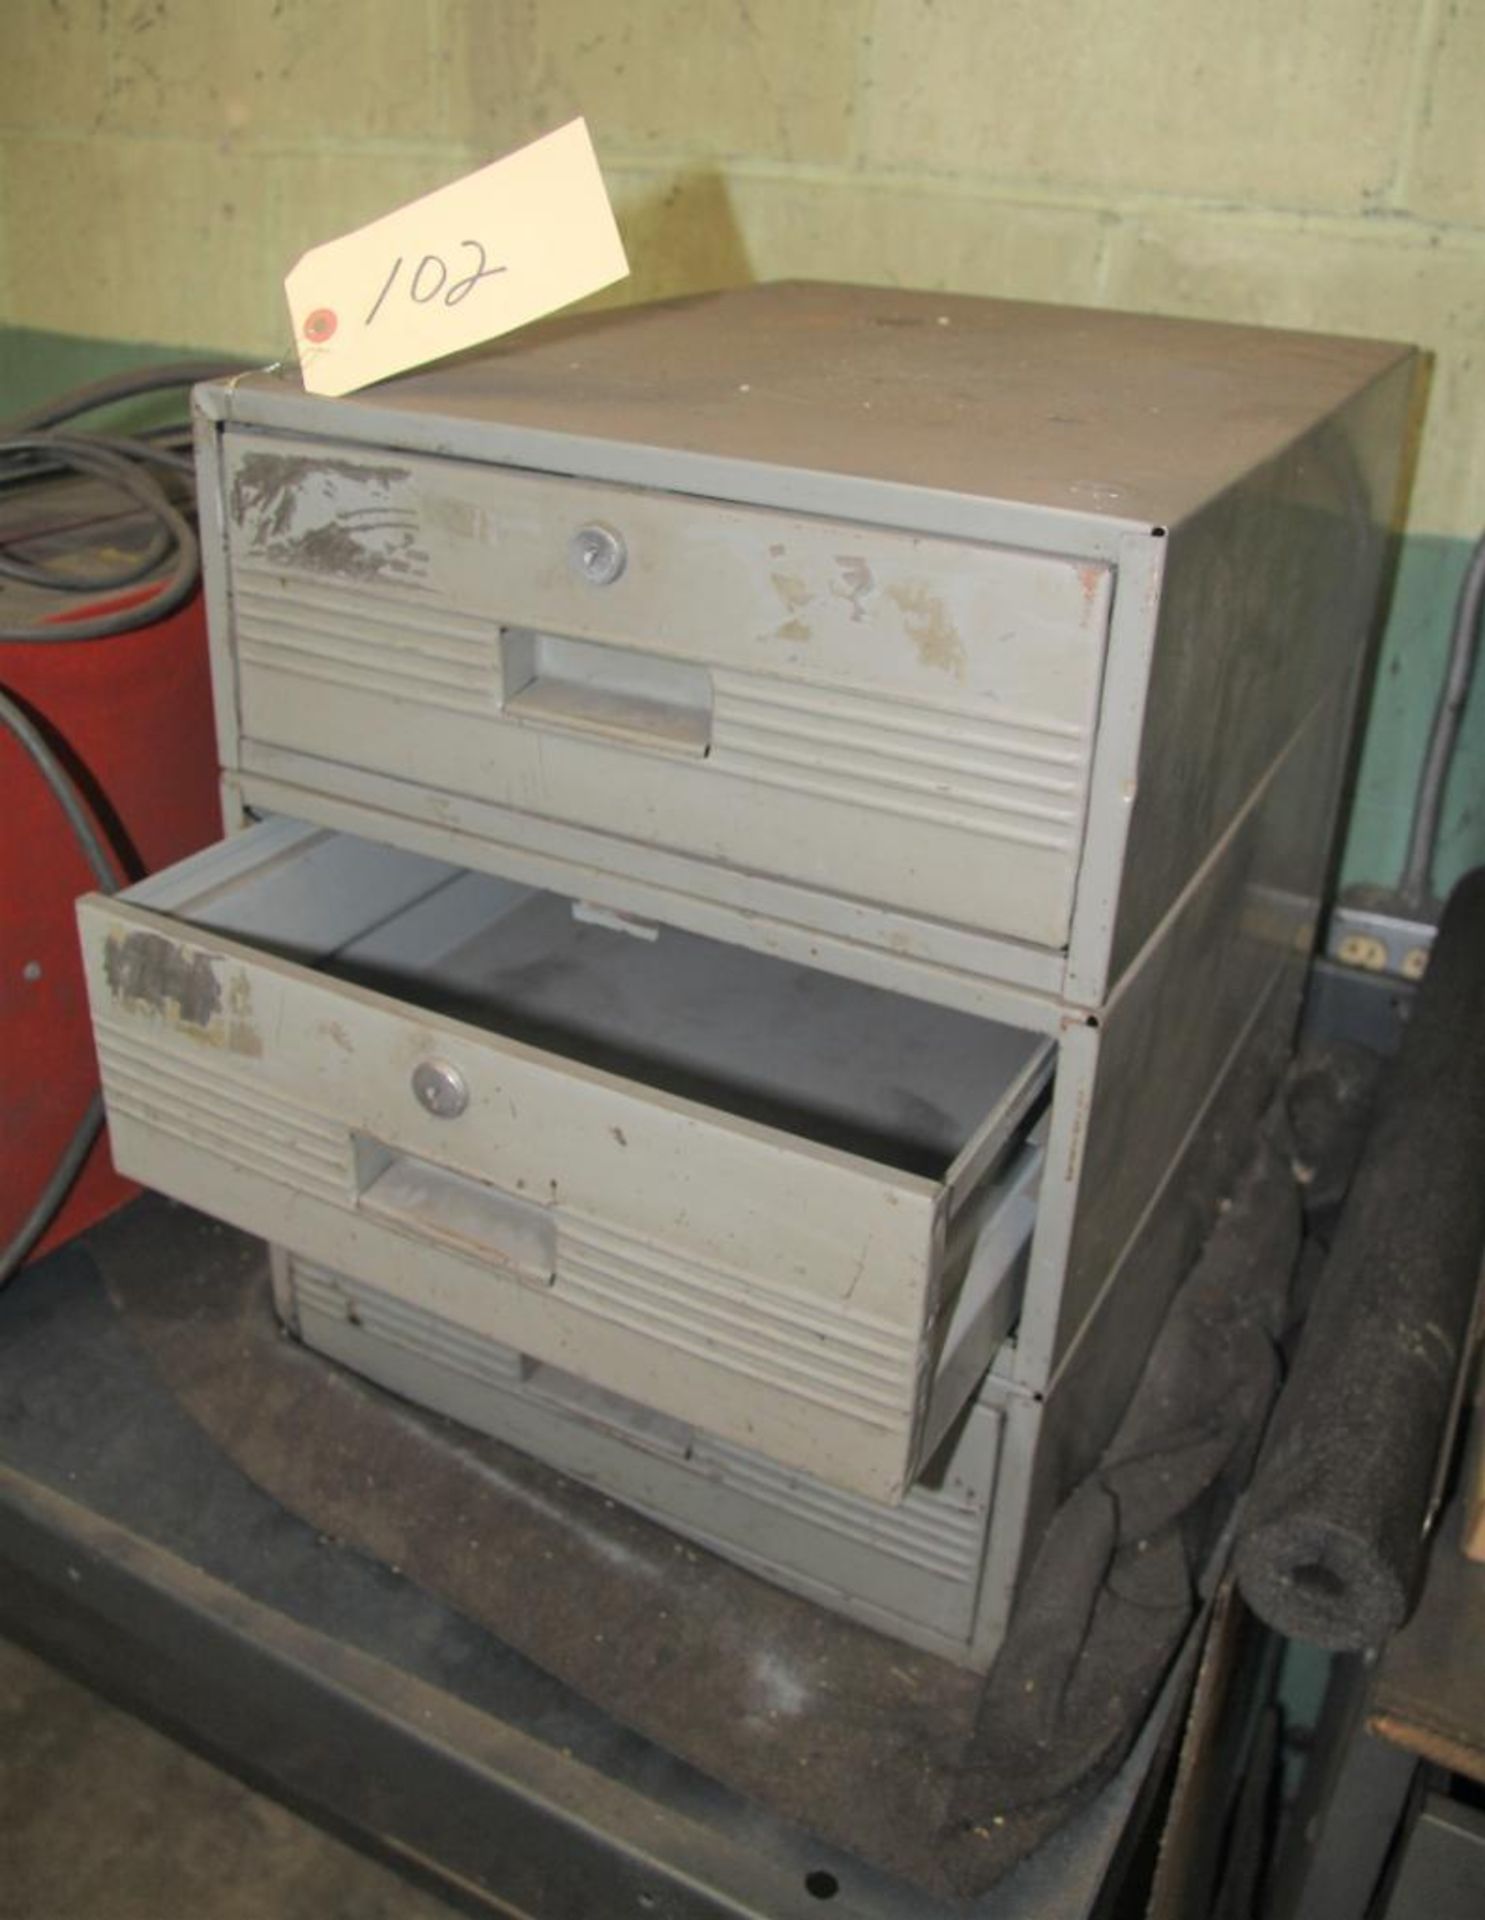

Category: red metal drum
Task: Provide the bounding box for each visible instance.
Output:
[1,582,222,1262]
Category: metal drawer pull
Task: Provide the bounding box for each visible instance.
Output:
[355,1143,555,1287]
[501,628,712,757]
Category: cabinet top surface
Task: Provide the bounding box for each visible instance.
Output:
[208,281,1412,529]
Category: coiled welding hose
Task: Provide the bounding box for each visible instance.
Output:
[0,358,245,1285]
[1235,863,1485,1648]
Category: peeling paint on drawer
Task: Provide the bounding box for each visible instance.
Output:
[102,930,262,1056]
[886,579,965,679]
[230,450,428,584]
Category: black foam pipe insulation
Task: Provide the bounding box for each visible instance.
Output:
[1235,866,1485,1650]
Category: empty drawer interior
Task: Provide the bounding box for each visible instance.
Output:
[131,818,1052,1187]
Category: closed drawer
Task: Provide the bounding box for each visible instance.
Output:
[78,817,1051,1502]
[282,1247,1007,1662]
[219,431,1112,950]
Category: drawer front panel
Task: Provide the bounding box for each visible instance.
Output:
[79,896,944,1500]
[220,432,1111,947]
[287,1250,1004,1660]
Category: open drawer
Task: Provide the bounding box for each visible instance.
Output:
[78,818,1051,1502]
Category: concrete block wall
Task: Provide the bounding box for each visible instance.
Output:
[3,0,1481,895]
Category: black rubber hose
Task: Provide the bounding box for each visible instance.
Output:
[0,435,199,640]
[0,687,121,1288]
[1235,866,1485,1648]
[0,1095,105,1290]
[0,356,247,642]
[0,687,120,890]
[1,359,247,435]
[0,436,173,590]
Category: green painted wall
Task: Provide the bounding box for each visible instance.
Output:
[4,1,1482,898]
[0,325,206,428]
[1344,534,1482,901]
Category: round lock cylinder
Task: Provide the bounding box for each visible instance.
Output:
[411,1059,469,1118]
[568,522,627,586]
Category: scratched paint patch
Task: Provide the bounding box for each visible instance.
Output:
[887,579,967,680]
[229,450,429,584]
[102,930,262,1056]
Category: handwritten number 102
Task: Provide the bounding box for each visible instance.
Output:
[366,240,507,326]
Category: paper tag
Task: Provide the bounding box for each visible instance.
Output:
[285,118,629,398]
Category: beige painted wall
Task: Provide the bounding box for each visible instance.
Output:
[2,0,1481,538]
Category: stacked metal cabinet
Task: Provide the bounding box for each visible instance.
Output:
[77,284,1416,1669]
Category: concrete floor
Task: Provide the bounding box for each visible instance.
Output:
[0,1637,460,1919]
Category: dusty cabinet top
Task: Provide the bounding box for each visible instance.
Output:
[204,280,1412,532]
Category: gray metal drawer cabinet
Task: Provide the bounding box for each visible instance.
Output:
[193,284,1415,1020]
[78,817,1050,1504]
[80,284,1418,1667]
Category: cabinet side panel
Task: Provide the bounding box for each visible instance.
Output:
[1009,978,1301,1621]
[1029,686,1351,1385]
[1106,355,1418,986]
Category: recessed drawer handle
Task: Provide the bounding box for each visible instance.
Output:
[501,628,712,758]
[355,1143,555,1288]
